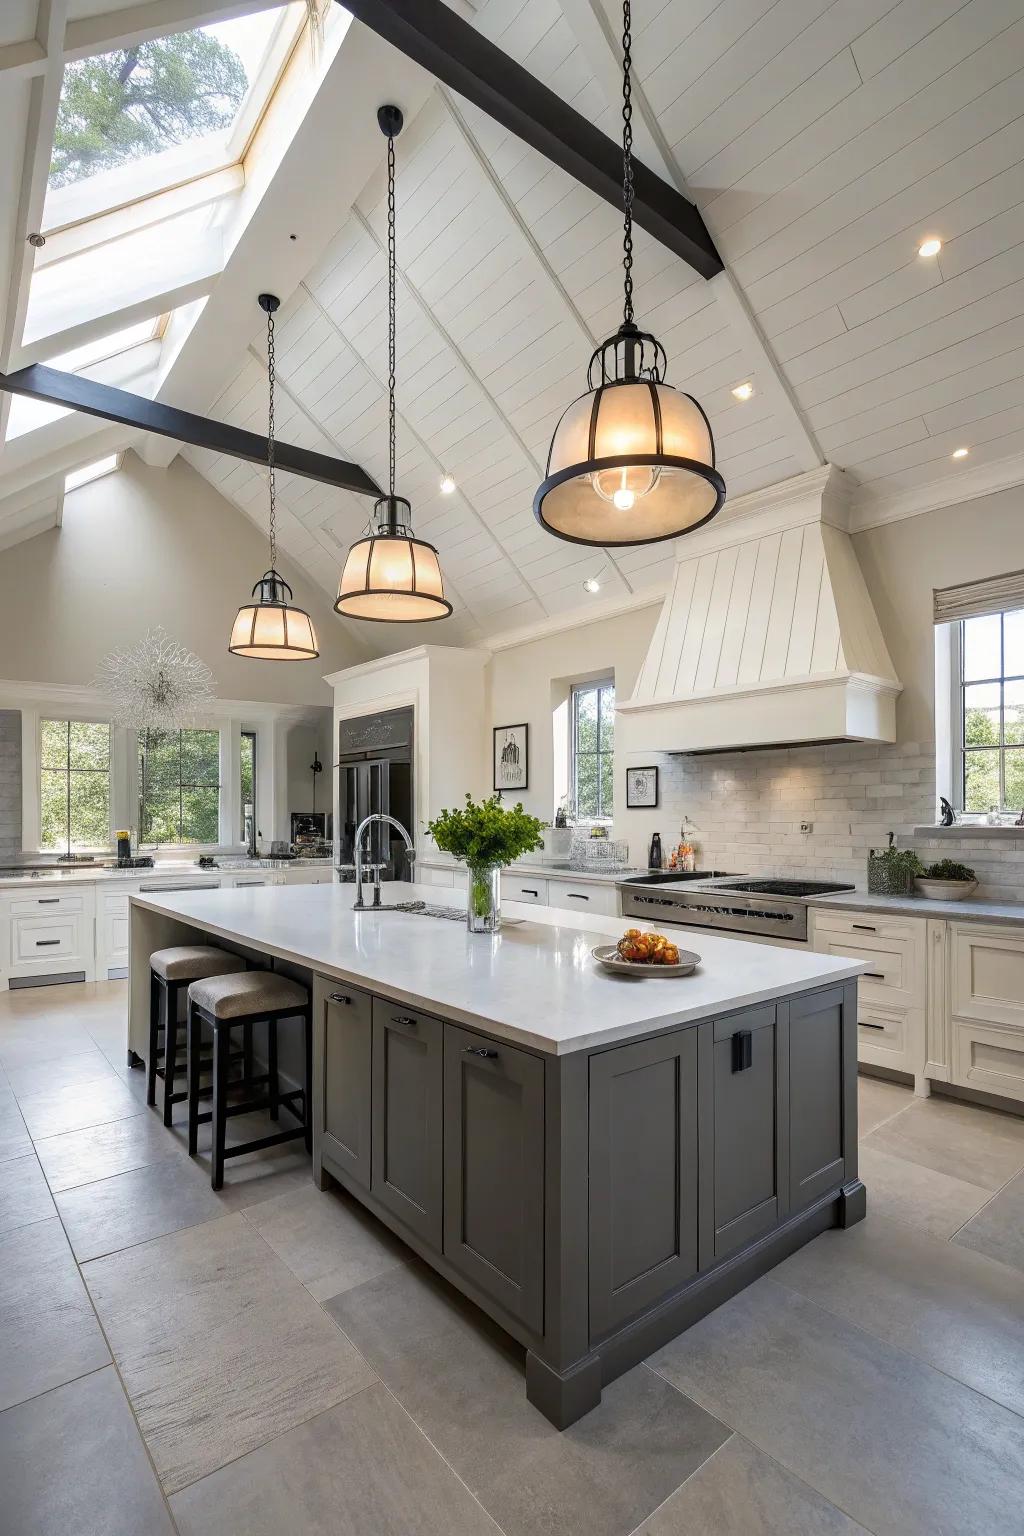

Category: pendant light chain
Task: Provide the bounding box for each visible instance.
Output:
[621,0,635,327]
[265,305,278,572]
[387,128,397,502]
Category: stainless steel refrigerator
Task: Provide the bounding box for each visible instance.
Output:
[335,706,414,883]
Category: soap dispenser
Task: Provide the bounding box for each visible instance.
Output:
[648,832,662,871]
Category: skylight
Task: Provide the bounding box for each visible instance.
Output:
[65,454,121,492]
[42,5,301,231]
[6,318,162,440]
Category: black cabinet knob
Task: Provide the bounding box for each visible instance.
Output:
[731,1030,752,1072]
[464,1046,498,1059]
[393,1015,417,1027]
[329,993,351,1005]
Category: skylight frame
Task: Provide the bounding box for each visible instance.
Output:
[64,453,123,492]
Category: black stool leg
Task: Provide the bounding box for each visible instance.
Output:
[243,1021,254,1091]
[302,1006,313,1154]
[268,1019,279,1121]
[162,982,179,1128]
[187,1000,202,1156]
[212,1022,229,1191]
[147,971,160,1107]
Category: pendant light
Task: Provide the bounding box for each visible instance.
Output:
[335,106,452,623]
[229,294,320,660]
[533,1,725,547]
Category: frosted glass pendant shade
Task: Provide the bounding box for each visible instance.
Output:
[335,497,452,623]
[229,571,319,660]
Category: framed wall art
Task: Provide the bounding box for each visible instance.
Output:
[626,765,659,809]
[493,723,529,792]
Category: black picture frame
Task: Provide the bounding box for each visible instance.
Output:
[626,765,659,809]
[493,723,529,792]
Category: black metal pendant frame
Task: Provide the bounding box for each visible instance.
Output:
[533,452,726,549]
[229,569,320,659]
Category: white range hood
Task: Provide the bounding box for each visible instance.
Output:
[618,465,900,753]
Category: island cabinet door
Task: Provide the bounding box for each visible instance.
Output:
[700,1006,782,1267]
[442,1025,545,1334]
[371,1001,443,1248]
[321,985,373,1189]
[588,1030,699,1341]
[788,986,848,1212]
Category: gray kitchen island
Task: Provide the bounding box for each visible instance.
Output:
[127,881,867,1428]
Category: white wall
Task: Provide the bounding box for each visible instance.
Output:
[0,452,362,703]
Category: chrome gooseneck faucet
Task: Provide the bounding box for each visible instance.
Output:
[353,813,415,909]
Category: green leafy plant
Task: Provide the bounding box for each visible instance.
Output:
[921,859,977,882]
[867,840,923,895]
[426,794,544,868]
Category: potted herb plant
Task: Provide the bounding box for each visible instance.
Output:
[426,794,545,932]
[914,859,978,901]
[867,835,921,896]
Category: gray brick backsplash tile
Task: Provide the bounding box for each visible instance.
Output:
[0,711,21,852]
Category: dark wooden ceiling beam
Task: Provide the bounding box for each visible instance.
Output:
[337,0,723,281]
[0,365,383,498]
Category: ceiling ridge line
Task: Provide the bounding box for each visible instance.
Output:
[431,89,635,596]
[295,279,545,625]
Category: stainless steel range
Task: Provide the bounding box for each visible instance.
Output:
[617,874,856,943]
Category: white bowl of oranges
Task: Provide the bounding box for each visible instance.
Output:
[592,928,700,977]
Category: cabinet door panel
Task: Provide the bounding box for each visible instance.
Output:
[589,1030,698,1340]
[789,989,845,1210]
[443,1025,544,1332]
[322,986,372,1188]
[371,1001,443,1248]
[711,1007,779,1261]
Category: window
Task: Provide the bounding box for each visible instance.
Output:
[570,679,615,821]
[240,731,257,839]
[958,608,1024,813]
[139,728,220,844]
[40,720,111,852]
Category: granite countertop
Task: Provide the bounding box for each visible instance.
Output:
[812,890,1024,924]
[130,880,865,1055]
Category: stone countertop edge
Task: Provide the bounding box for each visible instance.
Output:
[416,855,645,887]
[0,859,334,891]
[129,883,866,1056]
[812,891,1024,924]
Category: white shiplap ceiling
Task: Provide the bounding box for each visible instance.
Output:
[4,0,1024,654]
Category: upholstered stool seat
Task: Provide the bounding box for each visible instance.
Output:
[150,946,241,983]
[189,969,309,1019]
[147,946,250,1128]
[186,969,312,1189]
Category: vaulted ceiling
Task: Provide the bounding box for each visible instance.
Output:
[3,0,1024,657]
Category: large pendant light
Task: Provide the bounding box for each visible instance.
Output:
[533,1,725,547]
[335,106,452,623]
[229,293,320,660]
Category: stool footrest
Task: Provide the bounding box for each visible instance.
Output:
[223,1127,305,1159]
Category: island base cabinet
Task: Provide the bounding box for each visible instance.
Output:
[320,986,372,1189]
[371,1001,443,1248]
[702,1007,781,1266]
[588,1031,698,1340]
[788,988,849,1211]
[443,1025,545,1333]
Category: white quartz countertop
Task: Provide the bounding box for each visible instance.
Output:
[0,859,333,891]
[130,881,866,1055]
[417,855,645,887]
[812,890,1024,924]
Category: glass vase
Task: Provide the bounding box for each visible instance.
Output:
[467,863,501,933]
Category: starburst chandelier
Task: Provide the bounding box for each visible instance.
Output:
[94,627,216,730]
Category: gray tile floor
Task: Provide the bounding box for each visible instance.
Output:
[3,983,1024,1535]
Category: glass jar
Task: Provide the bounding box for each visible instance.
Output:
[467,863,501,933]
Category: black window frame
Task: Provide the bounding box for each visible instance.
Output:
[138,726,221,846]
[39,717,111,854]
[569,677,615,822]
[956,609,1024,814]
[240,730,257,841]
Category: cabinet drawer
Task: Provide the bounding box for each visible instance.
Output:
[371,999,443,1247]
[819,936,908,996]
[322,985,373,1187]
[952,1017,1024,1104]
[546,878,617,917]
[811,907,923,945]
[501,875,547,905]
[12,914,83,964]
[951,923,1024,1031]
[443,1024,545,1333]
[9,892,85,916]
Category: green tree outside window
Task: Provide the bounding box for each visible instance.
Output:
[40,720,111,852]
[961,608,1024,812]
[139,728,220,845]
[571,680,615,821]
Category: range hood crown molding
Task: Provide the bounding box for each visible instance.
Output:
[621,462,900,754]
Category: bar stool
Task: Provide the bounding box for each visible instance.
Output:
[148,946,246,1127]
[186,971,312,1190]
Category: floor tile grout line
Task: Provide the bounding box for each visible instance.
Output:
[945,1158,1024,1241]
[621,1412,734,1536]
[0,1360,112,1421]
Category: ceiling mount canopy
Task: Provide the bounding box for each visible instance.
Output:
[229,293,320,660]
[335,105,452,623]
[534,0,725,549]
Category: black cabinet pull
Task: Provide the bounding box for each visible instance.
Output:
[35,939,61,946]
[731,1029,752,1072]
[393,1015,417,1027]
[864,971,885,979]
[38,897,60,904]
[568,892,589,901]
[852,923,877,932]
[464,1046,498,1059]
[329,993,351,1006]
[860,1021,886,1031]
[521,888,538,897]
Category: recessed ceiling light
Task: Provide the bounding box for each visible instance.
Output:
[952,446,970,459]
[731,381,754,401]
[583,577,601,594]
[918,237,942,258]
[439,473,456,495]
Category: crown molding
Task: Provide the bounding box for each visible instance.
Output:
[850,449,1024,532]
[0,679,327,724]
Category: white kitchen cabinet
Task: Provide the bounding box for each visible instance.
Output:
[809,906,928,1093]
[97,886,137,978]
[282,867,334,886]
[546,878,619,918]
[501,873,548,905]
[949,923,1024,1104]
[1,886,96,986]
